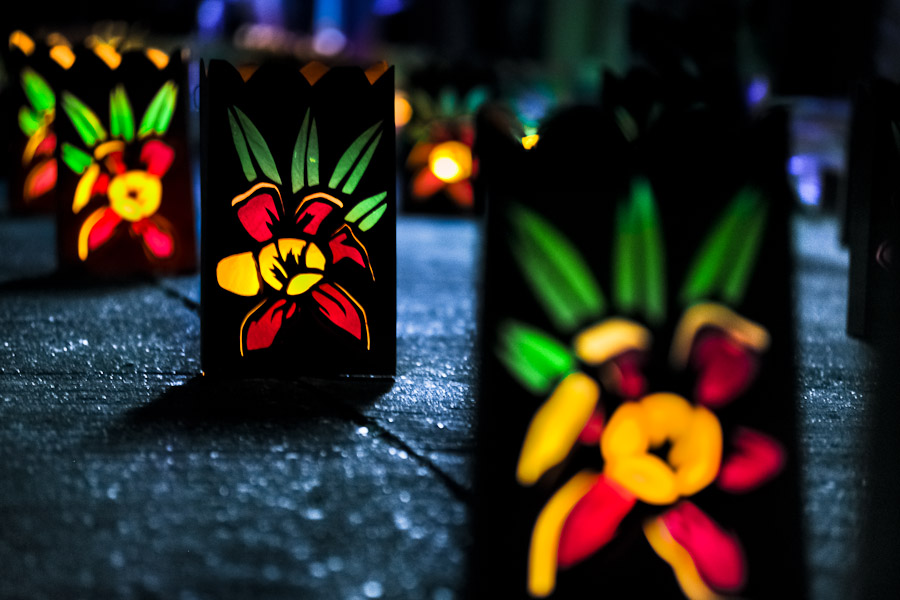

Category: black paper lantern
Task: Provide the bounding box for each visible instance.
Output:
[200,60,396,377]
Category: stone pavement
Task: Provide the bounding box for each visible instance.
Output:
[0,210,870,599]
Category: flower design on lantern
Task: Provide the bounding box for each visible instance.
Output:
[59,78,180,261]
[496,181,784,598]
[217,107,387,356]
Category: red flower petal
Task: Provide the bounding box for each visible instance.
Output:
[23,158,57,201]
[691,329,758,408]
[92,173,110,196]
[609,350,648,399]
[88,208,122,251]
[237,192,279,242]
[411,168,444,199]
[577,410,605,445]
[660,502,746,593]
[311,283,369,348]
[557,475,636,568]
[296,201,333,235]
[35,133,56,157]
[445,180,474,207]
[718,428,785,493]
[141,140,175,177]
[132,216,175,259]
[104,151,127,176]
[329,227,371,274]
[245,299,287,352]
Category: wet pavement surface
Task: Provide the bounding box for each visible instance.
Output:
[0,211,870,599]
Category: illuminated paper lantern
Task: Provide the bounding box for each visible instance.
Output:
[200,60,395,377]
[474,103,806,598]
[3,30,76,213]
[53,43,196,275]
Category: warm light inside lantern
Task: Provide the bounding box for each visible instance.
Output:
[428,141,472,183]
[394,92,412,128]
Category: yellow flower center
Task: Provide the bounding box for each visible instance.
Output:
[601,393,722,505]
[107,170,162,222]
[258,238,325,295]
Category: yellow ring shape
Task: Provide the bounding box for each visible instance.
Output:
[573,317,652,365]
[670,302,770,369]
[516,372,599,486]
[602,393,722,504]
[107,170,162,222]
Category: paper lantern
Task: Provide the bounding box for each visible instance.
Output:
[3,30,74,213]
[200,60,395,377]
[474,99,805,598]
[53,43,196,275]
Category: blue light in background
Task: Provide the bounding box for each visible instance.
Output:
[197,0,226,36]
[372,0,404,16]
[746,75,769,109]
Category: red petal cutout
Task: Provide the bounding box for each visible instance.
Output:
[459,124,475,147]
[285,302,297,319]
[577,410,605,445]
[311,283,365,342]
[329,230,369,271]
[24,159,57,200]
[105,151,127,176]
[611,350,648,398]
[246,299,287,351]
[296,201,333,235]
[92,173,110,196]
[661,502,746,593]
[141,140,175,177]
[691,329,758,408]
[132,217,175,259]
[35,133,56,157]
[557,475,636,568]
[411,168,444,199]
[237,193,279,242]
[88,208,122,251]
[445,180,474,207]
[718,428,785,493]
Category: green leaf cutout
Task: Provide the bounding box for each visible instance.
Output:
[291,109,311,194]
[495,320,575,394]
[18,106,40,136]
[61,92,107,147]
[291,110,320,192]
[109,85,135,142]
[508,204,606,332]
[233,106,282,185]
[61,143,93,174]
[21,68,54,113]
[227,109,257,182]
[138,81,178,138]
[342,131,382,195]
[328,121,383,190]
[346,192,387,223]
[358,204,388,232]
[679,187,767,305]
[307,121,319,186]
[633,178,666,323]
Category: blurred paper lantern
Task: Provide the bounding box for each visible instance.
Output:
[400,81,490,214]
[474,101,806,598]
[3,31,73,213]
[200,60,396,377]
[54,44,196,275]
